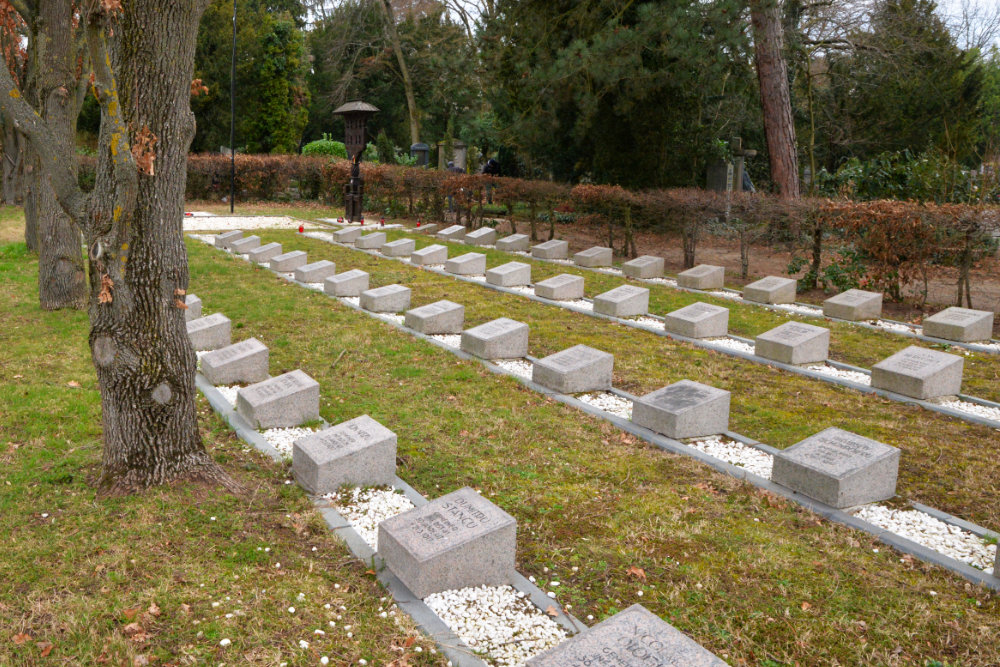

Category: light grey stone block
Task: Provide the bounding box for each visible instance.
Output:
[526,604,727,667]
[415,223,438,234]
[461,317,529,359]
[247,242,282,263]
[378,487,516,599]
[292,415,397,494]
[410,244,448,266]
[405,300,465,334]
[360,284,411,312]
[230,235,261,254]
[295,260,337,283]
[593,285,649,317]
[662,302,729,339]
[631,380,730,439]
[437,224,467,241]
[382,238,416,257]
[771,427,900,508]
[755,321,830,365]
[201,338,269,385]
[922,307,994,343]
[622,255,664,279]
[184,294,202,321]
[532,344,613,393]
[496,234,530,252]
[823,289,883,321]
[534,274,584,301]
[531,239,569,260]
[270,250,308,272]
[486,261,531,287]
[356,232,386,249]
[743,276,797,304]
[324,269,369,297]
[445,252,487,275]
[235,369,320,430]
[871,345,963,399]
[186,313,231,351]
[214,230,242,248]
[465,227,496,246]
[333,227,362,244]
[573,246,613,268]
[677,264,725,290]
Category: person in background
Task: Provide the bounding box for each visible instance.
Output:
[481,157,500,204]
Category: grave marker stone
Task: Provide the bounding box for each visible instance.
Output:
[230,235,261,254]
[382,238,416,257]
[405,300,465,334]
[631,380,730,439]
[532,344,613,393]
[823,289,883,321]
[293,415,397,494]
[410,244,448,266]
[496,233,530,252]
[461,318,529,359]
[360,284,411,312]
[573,246,613,268]
[356,232,387,249]
[201,338,269,385]
[593,285,649,318]
[270,250,308,272]
[184,294,202,321]
[743,276,796,304]
[236,369,320,429]
[534,274,585,301]
[622,255,664,279]
[378,487,516,598]
[662,302,729,339]
[531,239,569,260]
[922,307,994,343]
[186,313,232,351]
[445,252,487,275]
[437,224,467,242]
[247,242,282,264]
[486,261,531,287]
[324,269,369,297]
[214,230,242,249]
[333,227,363,244]
[871,346,963,399]
[771,427,900,508]
[755,321,830,365]
[295,260,337,283]
[416,223,438,234]
[677,264,724,290]
[465,227,496,246]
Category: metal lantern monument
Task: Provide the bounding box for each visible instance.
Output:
[333,101,379,223]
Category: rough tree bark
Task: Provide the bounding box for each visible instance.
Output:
[0,0,236,494]
[379,0,420,145]
[2,117,22,204]
[750,0,800,200]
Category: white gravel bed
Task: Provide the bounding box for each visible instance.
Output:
[425,264,446,270]
[771,303,824,316]
[704,337,755,354]
[512,251,531,257]
[341,297,361,307]
[423,585,568,667]
[972,341,1000,353]
[508,285,536,296]
[304,282,324,291]
[936,399,1000,422]
[685,435,773,479]
[183,215,313,231]
[302,231,334,242]
[195,350,210,361]
[373,312,406,325]
[594,267,624,276]
[550,258,575,265]
[493,359,533,379]
[188,233,216,244]
[185,211,216,217]
[853,504,996,573]
[323,486,415,550]
[707,290,740,300]
[806,364,872,386]
[645,277,678,287]
[466,275,488,282]
[258,426,316,458]
[577,392,633,419]
[626,315,663,330]
[216,385,240,407]
[868,320,920,334]
[429,334,462,348]
[561,299,593,312]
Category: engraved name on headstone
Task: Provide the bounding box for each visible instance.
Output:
[293,414,397,493]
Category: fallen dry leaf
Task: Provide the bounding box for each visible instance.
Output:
[37,641,53,657]
[147,603,160,617]
[178,603,190,615]
[801,601,812,611]
[67,381,81,388]
[626,565,646,582]
[545,605,559,617]
[122,608,139,622]
[123,622,143,637]
[12,633,31,645]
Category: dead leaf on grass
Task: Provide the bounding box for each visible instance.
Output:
[12,633,31,645]
[147,603,160,617]
[800,601,812,611]
[122,608,139,622]
[626,565,646,582]
[67,381,81,388]
[37,641,53,657]
[122,622,143,637]
[545,605,559,617]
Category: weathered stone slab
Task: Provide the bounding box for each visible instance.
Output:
[270,250,308,272]
[486,261,531,287]
[743,276,796,304]
[410,244,448,266]
[871,345,963,399]
[360,284,411,312]
[531,239,569,260]
[755,321,830,365]
[526,604,727,667]
[823,289,883,321]
[333,227,363,244]
[201,338,269,385]
[573,246,612,268]
[445,252,487,275]
[771,427,900,508]
[677,264,724,290]
[593,285,649,317]
[631,380,730,439]
[496,233,530,252]
[378,487,516,598]
[214,230,242,249]
[534,274,584,301]
[405,300,465,334]
[416,223,438,234]
[465,227,496,246]
[622,255,664,279]
[324,269,369,297]
[293,415,397,494]
[247,242,282,263]
[382,238,416,257]
[922,307,994,343]
[461,317,529,359]
[437,224,467,241]
[356,232,386,249]
[662,302,729,339]
[230,235,261,254]
[184,294,202,321]
[186,313,232,351]
[532,344,613,393]
[295,260,337,283]
[235,369,320,430]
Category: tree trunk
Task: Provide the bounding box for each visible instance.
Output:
[750,0,800,201]
[380,0,420,145]
[2,119,23,204]
[22,151,38,250]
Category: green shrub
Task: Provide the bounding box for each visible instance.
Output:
[302,133,348,159]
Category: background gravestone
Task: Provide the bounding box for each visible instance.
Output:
[534,274,585,300]
[415,223,438,234]
[531,239,569,260]
[771,427,900,508]
[465,227,497,246]
[573,246,612,268]
[382,238,416,257]
[360,284,411,312]
[324,269,369,297]
[631,380,730,439]
[922,307,994,343]
[295,260,337,283]
[236,369,320,429]
[201,338,269,385]
[622,255,664,279]
[677,264,724,290]
[333,227,363,244]
[186,313,231,351]
[214,230,242,249]
[230,235,261,254]
[461,318,529,359]
[823,289,883,321]
[184,294,202,321]
[445,252,487,275]
[378,487,516,598]
[486,261,531,287]
[247,242,282,264]
[743,276,796,304]
[496,233,530,252]
[532,344,614,393]
[870,346,963,399]
[755,321,830,365]
[293,414,397,494]
[410,244,448,266]
[662,302,729,339]
[270,250,308,273]
[593,285,649,317]
[356,232,387,250]
[405,300,465,334]
[437,224,467,241]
